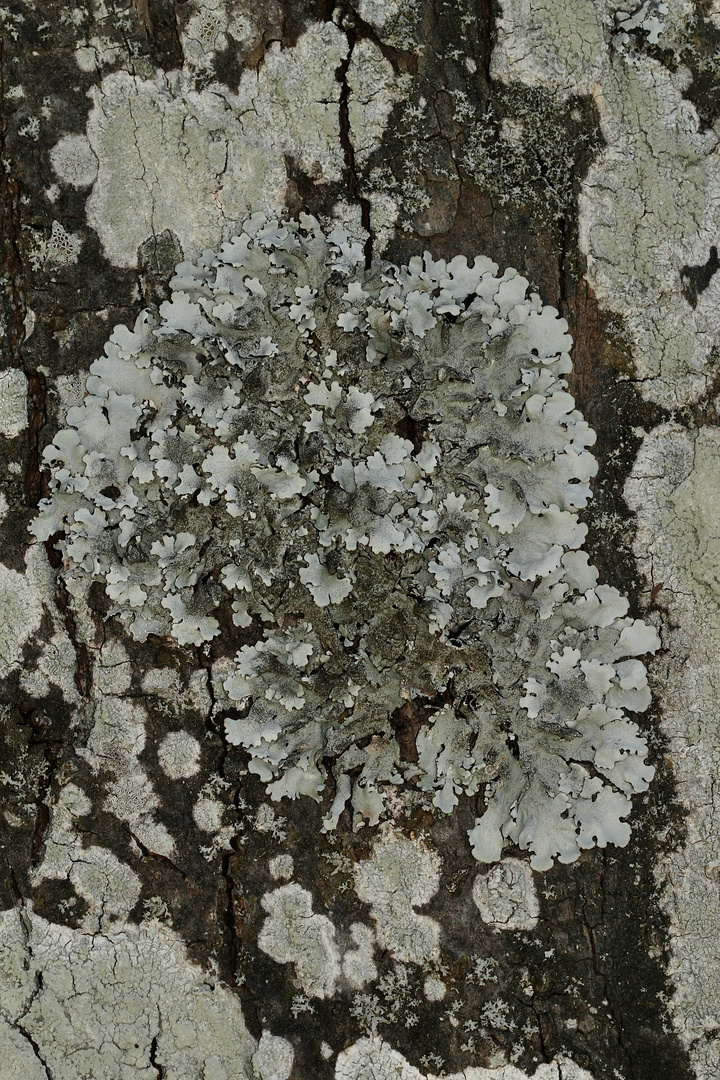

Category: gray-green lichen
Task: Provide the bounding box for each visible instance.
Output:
[157,729,202,779]
[0,368,28,439]
[252,1031,294,1080]
[335,1037,596,1080]
[77,640,177,860]
[488,0,720,1064]
[72,22,396,267]
[0,559,43,680]
[31,214,659,871]
[259,883,342,999]
[31,782,142,931]
[353,831,441,966]
[626,425,720,1077]
[180,0,256,70]
[0,904,257,1080]
[472,858,539,932]
[49,133,98,188]
[355,0,424,50]
[492,0,720,406]
[5,545,80,720]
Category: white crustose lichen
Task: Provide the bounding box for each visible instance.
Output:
[31,214,659,870]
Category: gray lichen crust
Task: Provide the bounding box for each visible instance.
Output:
[31,215,659,871]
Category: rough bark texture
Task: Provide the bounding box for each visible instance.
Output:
[1,2,719,1080]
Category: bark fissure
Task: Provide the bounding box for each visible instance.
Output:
[8,885,54,1080]
[129,830,189,880]
[149,1022,165,1080]
[335,22,373,267]
[220,850,241,989]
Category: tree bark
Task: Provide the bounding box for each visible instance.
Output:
[1,3,718,1080]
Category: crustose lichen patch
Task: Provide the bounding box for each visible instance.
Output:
[31,214,659,871]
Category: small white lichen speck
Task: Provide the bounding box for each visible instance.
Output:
[157,729,202,779]
[50,133,98,188]
[44,220,82,265]
[269,853,295,881]
[31,214,659,870]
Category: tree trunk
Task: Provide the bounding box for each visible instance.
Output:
[1,3,717,1079]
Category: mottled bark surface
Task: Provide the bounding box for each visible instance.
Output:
[1,3,719,1080]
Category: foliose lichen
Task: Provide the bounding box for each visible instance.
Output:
[31,214,659,870]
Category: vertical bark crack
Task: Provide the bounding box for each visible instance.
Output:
[15,1022,53,1080]
[221,850,242,989]
[8,884,54,1079]
[149,1014,165,1079]
[335,22,373,268]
